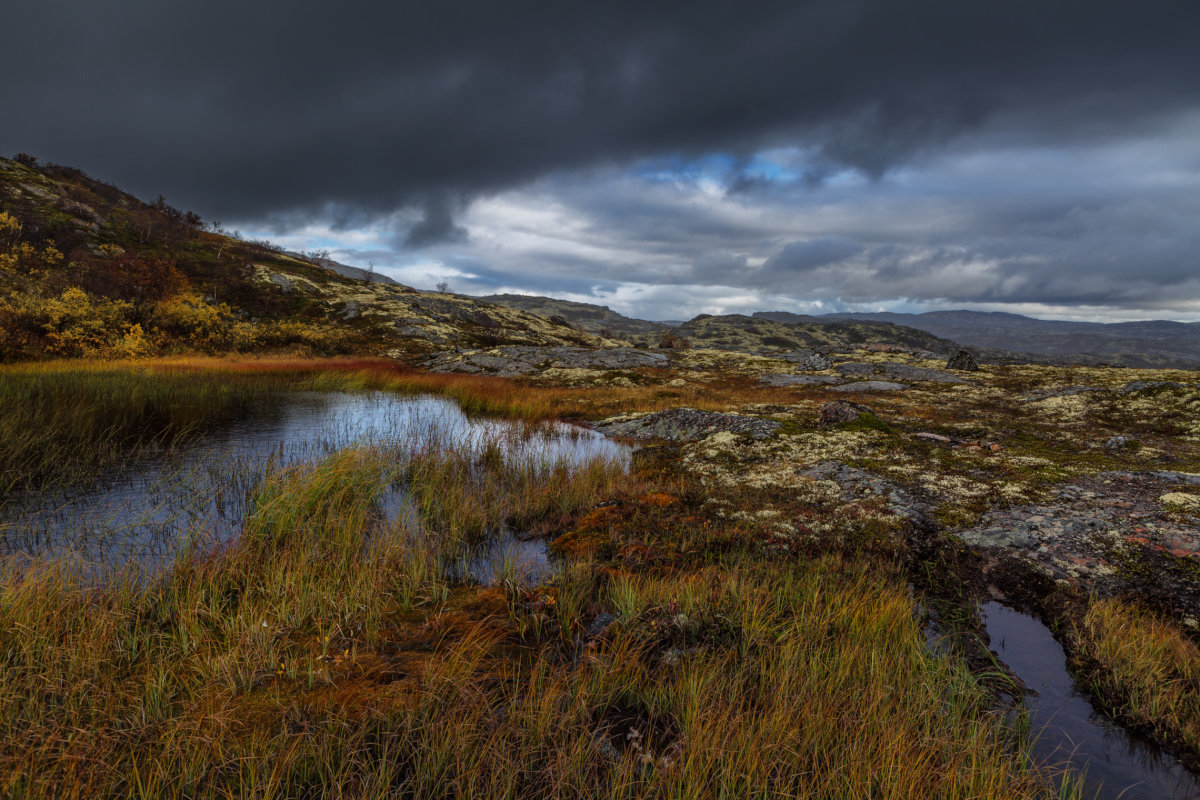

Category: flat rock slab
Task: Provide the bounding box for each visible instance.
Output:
[1121,381,1189,394]
[1025,385,1104,401]
[425,346,668,376]
[594,408,780,442]
[759,374,843,387]
[834,361,966,384]
[774,351,833,370]
[829,381,909,393]
[959,471,1200,619]
[797,460,926,521]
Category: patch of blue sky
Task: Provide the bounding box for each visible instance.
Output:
[633,148,865,190]
[634,152,738,184]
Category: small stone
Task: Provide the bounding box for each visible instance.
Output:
[666,378,687,387]
[585,612,618,640]
[945,349,979,371]
[1105,435,1136,450]
[819,401,871,426]
[914,432,952,443]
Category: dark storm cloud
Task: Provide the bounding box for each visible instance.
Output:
[402,195,469,248]
[762,238,865,276]
[3,0,1199,225]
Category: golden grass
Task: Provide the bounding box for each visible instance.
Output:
[1075,598,1200,758]
[0,358,1097,797]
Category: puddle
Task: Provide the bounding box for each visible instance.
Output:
[982,601,1200,799]
[450,529,556,586]
[0,391,626,573]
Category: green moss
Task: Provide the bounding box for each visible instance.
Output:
[837,414,899,435]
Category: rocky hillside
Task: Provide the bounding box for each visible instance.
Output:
[756,310,1200,369]
[668,313,963,355]
[480,294,671,341]
[0,156,608,361]
[478,296,984,358]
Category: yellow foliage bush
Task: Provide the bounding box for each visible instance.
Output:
[0,241,63,275]
[0,211,19,247]
[39,288,135,356]
[113,323,154,358]
[150,293,237,350]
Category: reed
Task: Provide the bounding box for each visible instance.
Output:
[0,365,288,493]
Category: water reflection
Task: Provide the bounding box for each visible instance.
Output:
[0,392,626,574]
[982,601,1200,800]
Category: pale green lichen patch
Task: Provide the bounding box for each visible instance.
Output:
[1161,492,1200,511]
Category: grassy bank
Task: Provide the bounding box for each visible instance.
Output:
[1074,598,1200,761]
[0,355,815,494]
[0,363,287,493]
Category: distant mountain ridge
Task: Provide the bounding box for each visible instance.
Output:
[753,310,1200,369]
[480,295,985,357]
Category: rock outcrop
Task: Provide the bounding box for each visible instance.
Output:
[834,362,966,384]
[424,346,668,376]
[945,349,979,371]
[594,408,781,442]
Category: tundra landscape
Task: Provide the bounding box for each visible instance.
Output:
[4,2,1200,798]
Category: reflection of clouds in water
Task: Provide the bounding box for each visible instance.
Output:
[982,602,1200,800]
[1,392,627,573]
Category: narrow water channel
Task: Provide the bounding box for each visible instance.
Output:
[0,391,626,575]
[982,601,1200,800]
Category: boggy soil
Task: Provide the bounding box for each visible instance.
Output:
[564,346,1200,768]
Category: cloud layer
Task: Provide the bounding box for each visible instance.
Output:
[4,1,1200,319]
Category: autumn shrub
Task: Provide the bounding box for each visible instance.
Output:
[149,291,238,350]
[37,288,135,356]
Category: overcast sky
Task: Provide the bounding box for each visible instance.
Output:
[5,1,1199,321]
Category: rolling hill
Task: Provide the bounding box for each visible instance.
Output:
[0,156,609,361]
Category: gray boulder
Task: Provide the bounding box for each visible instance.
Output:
[945,350,979,371]
[594,408,780,442]
[775,350,833,371]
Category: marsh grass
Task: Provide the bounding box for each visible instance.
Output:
[1075,598,1200,759]
[0,359,1090,798]
[0,361,291,493]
